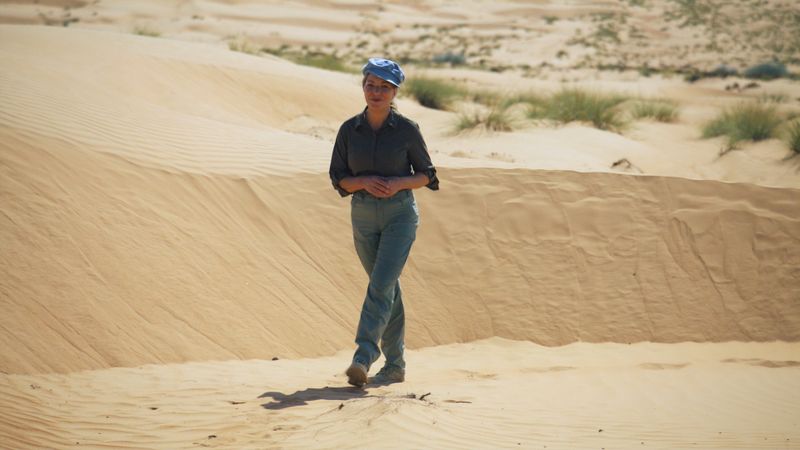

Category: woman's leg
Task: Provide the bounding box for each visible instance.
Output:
[353,223,415,368]
[350,193,417,370]
[380,281,405,370]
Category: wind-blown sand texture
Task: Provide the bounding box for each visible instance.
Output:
[1,1,800,448]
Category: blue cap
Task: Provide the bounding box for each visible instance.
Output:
[362,58,405,87]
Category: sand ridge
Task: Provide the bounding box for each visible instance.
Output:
[2,126,798,374]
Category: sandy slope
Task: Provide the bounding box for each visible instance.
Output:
[3,126,799,373]
[2,339,799,449]
[1,17,800,450]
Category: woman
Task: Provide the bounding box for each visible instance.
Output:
[329,58,439,387]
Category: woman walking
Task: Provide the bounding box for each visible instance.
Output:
[329,58,439,387]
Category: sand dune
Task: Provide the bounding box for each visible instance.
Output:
[3,123,799,374]
[1,7,800,449]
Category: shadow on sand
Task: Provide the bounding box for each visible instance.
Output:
[259,386,373,410]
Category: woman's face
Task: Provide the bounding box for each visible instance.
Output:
[363,74,397,110]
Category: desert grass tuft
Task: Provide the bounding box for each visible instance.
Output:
[133,26,160,37]
[703,103,781,141]
[786,120,800,156]
[469,89,505,107]
[631,99,679,122]
[703,102,782,153]
[288,53,352,73]
[455,107,514,132]
[528,89,628,131]
[228,35,260,55]
[404,77,467,110]
[757,92,789,104]
[500,92,547,109]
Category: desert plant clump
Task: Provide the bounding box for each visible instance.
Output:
[404,77,466,110]
[757,92,789,104]
[707,64,738,78]
[133,26,160,37]
[544,15,559,24]
[289,53,352,73]
[528,89,628,131]
[631,99,679,122]
[228,35,260,55]
[431,51,467,66]
[702,102,782,153]
[786,120,800,156]
[455,107,514,132]
[500,92,547,109]
[468,89,506,107]
[744,61,789,80]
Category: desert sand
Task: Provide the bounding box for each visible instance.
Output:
[1,1,799,449]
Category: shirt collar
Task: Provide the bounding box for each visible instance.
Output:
[355,107,398,130]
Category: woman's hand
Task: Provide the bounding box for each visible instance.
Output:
[359,176,391,197]
[380,177,405,198]
[339,173,429,197]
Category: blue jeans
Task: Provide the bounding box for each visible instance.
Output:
[350,189,419,371]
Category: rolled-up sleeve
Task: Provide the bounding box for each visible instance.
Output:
[329,124,352,197]
[408,123,439,191]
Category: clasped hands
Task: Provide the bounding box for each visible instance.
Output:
[359,175,404,198]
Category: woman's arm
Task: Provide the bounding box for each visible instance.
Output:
[340,173,429,198]
[385,172,429,195]
[339,175,389,197]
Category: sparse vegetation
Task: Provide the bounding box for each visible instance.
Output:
[468,89,504,107]
[758,93,789,104]
[455,107,514,132]
[289,53,352,72]
[431,51,467,66]
[133,26,160,37]
[527,89,628,132]
[708,64,738,78]
[631,99,679,122]
[786,120,800,156]
[404,77,467,110]
[500,92,547,109]
[702,102,782,153]
[228,35,260,55]
[744,61,789,80]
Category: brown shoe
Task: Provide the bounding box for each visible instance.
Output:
[346,362,368,387]
[370,365,405,385]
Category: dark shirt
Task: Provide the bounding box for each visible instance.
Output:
[329,107,439,197]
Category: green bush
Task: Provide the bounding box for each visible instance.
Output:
[404,77,466,110]
[529,89,628,131]
[702,103,782,150]
[744,61,789,80]
[631,100,679,122]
